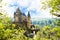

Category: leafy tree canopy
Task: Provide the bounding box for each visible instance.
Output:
[42,0,60,17]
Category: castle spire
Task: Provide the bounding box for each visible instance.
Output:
[15,8,22,15]
[28,11,30,17]
[16,8,20,12]
[27,11,31,29]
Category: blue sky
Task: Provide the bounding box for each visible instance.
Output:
[1,0,57,20]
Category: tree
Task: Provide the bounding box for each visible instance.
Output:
[42,0,60,17]
[0,0,2,7]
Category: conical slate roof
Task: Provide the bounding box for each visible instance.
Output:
[15,8,22,15]
[28,11,30,17]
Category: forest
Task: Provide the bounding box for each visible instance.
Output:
[0,14,60,40]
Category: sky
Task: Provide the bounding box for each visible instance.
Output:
[1,0,57,20]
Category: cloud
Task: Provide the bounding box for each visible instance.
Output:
[18,0,31,7]
[2,0,53,19]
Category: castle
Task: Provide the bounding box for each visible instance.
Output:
[14,8,31,29]
[14,8,39,37]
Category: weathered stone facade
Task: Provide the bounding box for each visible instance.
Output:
[14,8,31,29]
[14,8,40,37]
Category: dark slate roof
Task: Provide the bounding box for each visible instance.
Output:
[28,11,30,17]
[16,8,20,12]
[22,13,26,16]
[15,8,22,15]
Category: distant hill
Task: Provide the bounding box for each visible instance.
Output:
[31,18,59,26]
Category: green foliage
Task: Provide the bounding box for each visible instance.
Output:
[0,14,28,40]
[34,31,41,40]
[42,0,60,16]
[0,0,2,2]
[0,13,60,40]
[48,0,60,13]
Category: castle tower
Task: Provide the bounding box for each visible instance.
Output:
[27,11,31,29]
[14,8,22,23]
